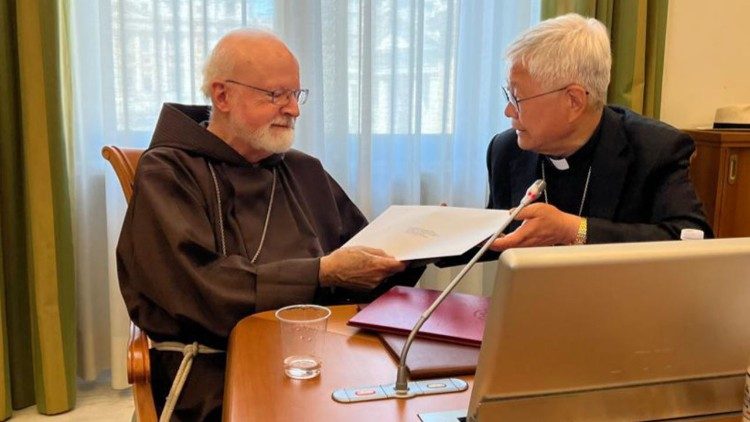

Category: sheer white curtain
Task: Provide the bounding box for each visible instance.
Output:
[69,0,539,386]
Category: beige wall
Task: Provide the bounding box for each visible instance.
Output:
[660,0,750,129]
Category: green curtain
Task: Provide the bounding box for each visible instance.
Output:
[541,0,669,118]
[0,0,76,419]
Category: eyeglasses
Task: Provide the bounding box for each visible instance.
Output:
[502,85,587,112]
[225,79,309,106]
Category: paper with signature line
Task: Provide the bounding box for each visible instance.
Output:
[343,205,510,261]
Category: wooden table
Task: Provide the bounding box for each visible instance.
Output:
[223,305,473,421]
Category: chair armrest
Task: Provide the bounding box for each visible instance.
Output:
[127,322,151,383]
[128,322,157,422]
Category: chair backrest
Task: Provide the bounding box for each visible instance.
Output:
[101,146,145,203]
[101,145,156,422]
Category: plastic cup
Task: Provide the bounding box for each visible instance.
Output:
[275,304,331,379]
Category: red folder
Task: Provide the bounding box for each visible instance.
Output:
[348,286,488,347]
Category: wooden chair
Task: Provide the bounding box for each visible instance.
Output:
[101,146,157,422]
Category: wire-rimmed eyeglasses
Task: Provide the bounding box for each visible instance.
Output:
[502,85,587,112]
[225,79,309,106]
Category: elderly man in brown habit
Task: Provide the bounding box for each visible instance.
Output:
[117,29,417,421]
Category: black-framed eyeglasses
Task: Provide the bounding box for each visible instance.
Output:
[225,79,309,106]
[502,85,587,112]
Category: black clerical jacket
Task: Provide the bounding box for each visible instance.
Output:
[486,105,713,243]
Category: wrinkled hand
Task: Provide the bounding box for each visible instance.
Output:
[319,246,407,291]
[489,203,581,251]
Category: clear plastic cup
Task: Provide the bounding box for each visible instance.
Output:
[275,304,331,379]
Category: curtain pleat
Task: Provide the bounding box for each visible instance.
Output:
[0,216,11,422]
[541,0,669,118]
[642,0,668,118]
[0,0,76,419]
[0,0,36,416]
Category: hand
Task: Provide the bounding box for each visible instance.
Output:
[489,203,581,251]
[319,246,407,291]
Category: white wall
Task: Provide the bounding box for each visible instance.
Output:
[660,0,750,129]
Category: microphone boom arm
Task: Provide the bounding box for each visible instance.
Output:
[394,179,545,394]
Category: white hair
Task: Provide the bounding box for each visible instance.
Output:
[506,13,611,108]
[200,28,278,99]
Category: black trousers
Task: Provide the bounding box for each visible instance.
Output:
[150,349,226,421]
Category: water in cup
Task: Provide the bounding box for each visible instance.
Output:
[284,355,321,379]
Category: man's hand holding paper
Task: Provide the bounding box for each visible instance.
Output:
[319,246,407,291]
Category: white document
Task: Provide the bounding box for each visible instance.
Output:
[343,205,510,261]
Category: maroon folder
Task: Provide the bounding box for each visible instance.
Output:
[378,333,479,379]
[347,285,488,347]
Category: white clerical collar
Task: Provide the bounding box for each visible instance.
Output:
[548,157,569,170]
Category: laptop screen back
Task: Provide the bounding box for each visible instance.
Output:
[468,238,750,421]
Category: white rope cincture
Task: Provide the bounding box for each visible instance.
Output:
[153,341,224,422]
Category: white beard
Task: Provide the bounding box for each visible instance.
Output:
[232,118,296,154]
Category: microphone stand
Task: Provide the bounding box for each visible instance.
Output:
[394,179,545,395]
[332,180,546,403]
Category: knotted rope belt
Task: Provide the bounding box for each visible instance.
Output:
[151,341,225,422]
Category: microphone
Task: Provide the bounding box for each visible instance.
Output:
[332,179,546,403]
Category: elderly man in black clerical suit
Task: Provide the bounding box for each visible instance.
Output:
[486,13,711,251]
